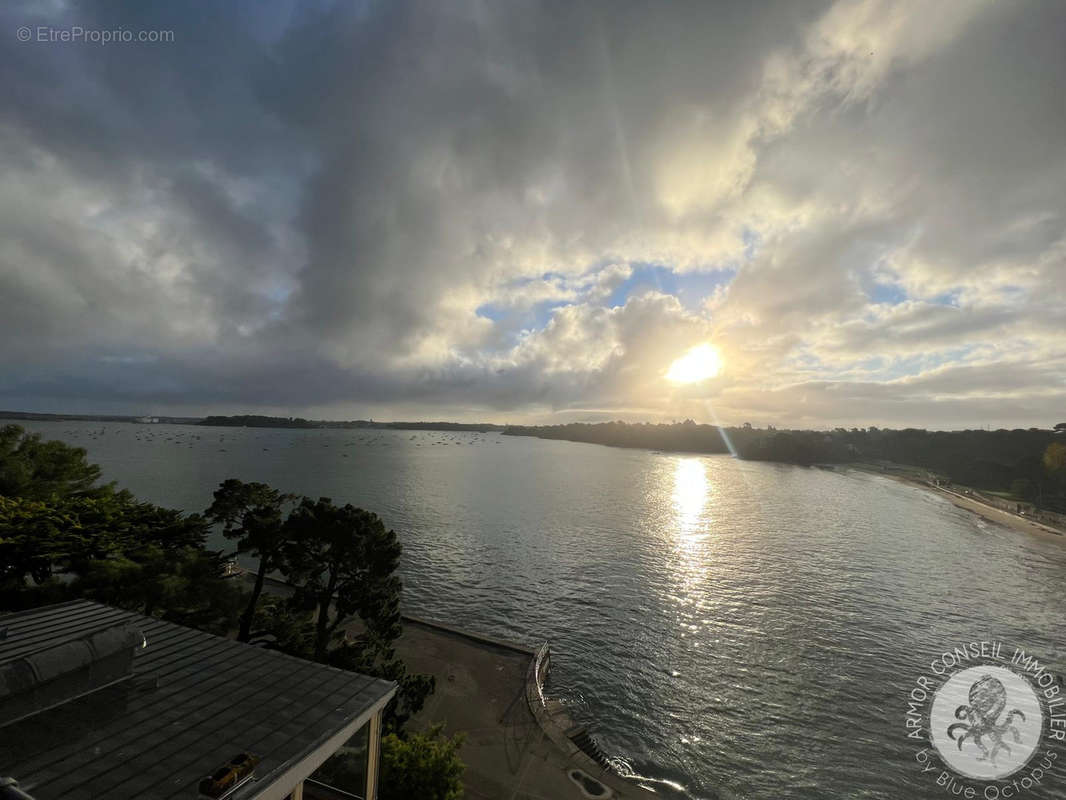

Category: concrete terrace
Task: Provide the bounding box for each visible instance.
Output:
[247,571,660,799]
[395,616,658,800]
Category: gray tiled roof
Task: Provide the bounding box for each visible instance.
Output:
[0,600,395,800]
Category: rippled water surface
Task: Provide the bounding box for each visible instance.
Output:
[19,421,1066,799]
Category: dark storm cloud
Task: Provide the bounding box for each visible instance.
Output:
[1,0,1063,426]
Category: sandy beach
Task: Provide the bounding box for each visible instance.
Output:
[928,484,1064,538]
[852,466,1065,540]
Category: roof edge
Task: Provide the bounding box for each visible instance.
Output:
[249,683,397,800]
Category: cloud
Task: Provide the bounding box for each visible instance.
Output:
[0,0,1063,427]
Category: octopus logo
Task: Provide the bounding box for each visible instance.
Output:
[930,665,1044,780]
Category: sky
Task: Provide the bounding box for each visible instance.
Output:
[1,0,1064,428]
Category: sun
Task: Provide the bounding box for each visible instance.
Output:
[666,343,723,384]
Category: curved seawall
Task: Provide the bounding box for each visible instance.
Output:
[525,643,663,799]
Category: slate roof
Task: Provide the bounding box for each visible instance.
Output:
[0,600,395,800]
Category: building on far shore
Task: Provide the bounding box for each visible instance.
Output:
[0,600,395,800]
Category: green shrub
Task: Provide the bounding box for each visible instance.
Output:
[380,725,465,800]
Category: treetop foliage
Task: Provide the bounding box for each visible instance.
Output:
[379,725,466,800]
[284,497,404,660]
[0,423,107,500]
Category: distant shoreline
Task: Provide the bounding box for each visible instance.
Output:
[0,410,202,424]
[9,411,1065,535]
[852,466,1066,539]
[0,410,504,433]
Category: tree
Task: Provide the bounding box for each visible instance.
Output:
[76,544,243,634]
[1045,443,1066,507]
[329,641,436,734]
[313,725,464,800]
[0,492,209,588]
[284,497,403,662]
[1010,478,1035,501]
[0,489,241,630]
[0,424,107,500]
[205,479,296,642]
[249,594,316,656]
[1045,442,1066,474]
[0,495,79,587]
[379,726,465,800]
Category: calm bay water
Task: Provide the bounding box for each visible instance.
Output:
[18,421,1066,799]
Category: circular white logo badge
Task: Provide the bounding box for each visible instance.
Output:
[930,665,1044,780]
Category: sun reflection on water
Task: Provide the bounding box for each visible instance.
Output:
[673,457,709,539]
[669,457,713,624]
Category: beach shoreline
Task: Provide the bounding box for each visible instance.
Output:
[850,465,1065,539]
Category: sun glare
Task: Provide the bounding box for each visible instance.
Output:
[666,343,722,384]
